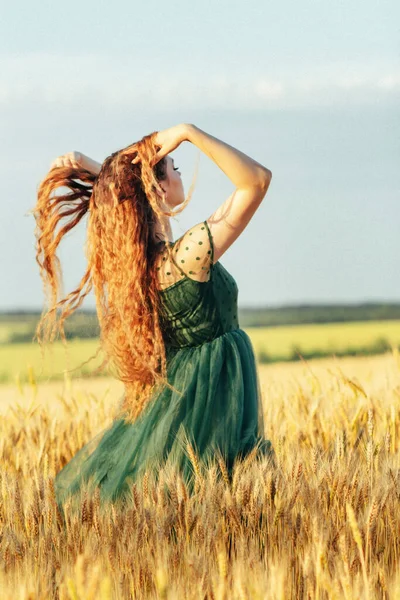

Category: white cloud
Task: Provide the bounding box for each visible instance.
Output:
[0,53,398,110]
[377,74,400,90]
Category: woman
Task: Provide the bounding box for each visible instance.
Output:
[33,123,275,509]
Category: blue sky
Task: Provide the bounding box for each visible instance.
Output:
[1,0,399,310]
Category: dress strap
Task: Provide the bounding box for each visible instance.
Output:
[203,219,214,270]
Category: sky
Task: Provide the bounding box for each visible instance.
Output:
[1,0,399,311]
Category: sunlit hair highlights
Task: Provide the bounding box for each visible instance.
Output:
[32,131,197,423]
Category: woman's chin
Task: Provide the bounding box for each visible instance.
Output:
[173,198,185,209]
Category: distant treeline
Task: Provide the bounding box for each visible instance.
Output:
[1,302,400,344]
[257,336,397,364]
[236,302,400,327]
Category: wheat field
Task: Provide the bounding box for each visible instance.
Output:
[1,350,400,599]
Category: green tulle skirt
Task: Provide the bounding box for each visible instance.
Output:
[54,328,275,513]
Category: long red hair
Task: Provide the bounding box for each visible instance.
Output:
[31,132,196,423]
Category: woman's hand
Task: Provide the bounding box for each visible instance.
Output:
[50,151,102,175]
[131,123,190,166]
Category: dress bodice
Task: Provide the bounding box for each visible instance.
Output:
[155,220,240,349]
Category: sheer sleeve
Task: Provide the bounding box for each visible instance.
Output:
[172,220,214,283]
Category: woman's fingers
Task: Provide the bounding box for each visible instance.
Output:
[149,153,161,168]
[50,151,82,170]
[131,149,141,164]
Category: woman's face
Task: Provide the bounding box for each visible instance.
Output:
[160,155,185,208]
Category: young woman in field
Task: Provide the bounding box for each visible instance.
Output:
[33,123,275,509]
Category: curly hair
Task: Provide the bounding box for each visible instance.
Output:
[31,131,197,423]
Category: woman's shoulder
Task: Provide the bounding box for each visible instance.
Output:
[155,220,214,290]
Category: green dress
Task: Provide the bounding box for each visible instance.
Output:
[54,220,274,510]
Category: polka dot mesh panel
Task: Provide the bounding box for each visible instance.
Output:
[156,220,214,291]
